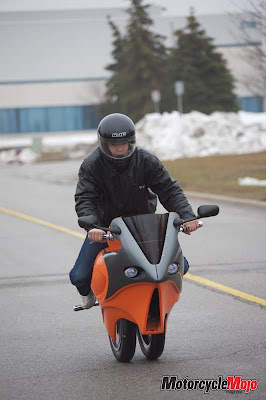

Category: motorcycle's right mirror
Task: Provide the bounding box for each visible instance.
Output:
[197,205,219,218]
[78,215,98,231]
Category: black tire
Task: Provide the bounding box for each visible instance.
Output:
[109,319,137,362]
[137,329,165,360]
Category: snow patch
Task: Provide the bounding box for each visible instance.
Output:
[1,111,266,164]
[238,177,266,186]
[0,148,39,164]
[136,110,266,160]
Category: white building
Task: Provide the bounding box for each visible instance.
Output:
[0,6,263,134]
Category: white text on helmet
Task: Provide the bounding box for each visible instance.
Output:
[111,132,127,137]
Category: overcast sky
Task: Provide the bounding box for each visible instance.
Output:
[0,0,250,15]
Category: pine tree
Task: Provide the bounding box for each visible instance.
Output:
[103,0,170,122]
[100,18,127,117]
[169,11,239,114]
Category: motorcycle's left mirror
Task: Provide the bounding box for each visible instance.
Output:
[78,215,98,231]
[197,205,219,218]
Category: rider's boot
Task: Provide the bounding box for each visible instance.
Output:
[80,291,96,309]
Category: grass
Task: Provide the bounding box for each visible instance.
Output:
[162,152,266,202]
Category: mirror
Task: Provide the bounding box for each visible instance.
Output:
[78,215,98,231]
[197,205,219,218]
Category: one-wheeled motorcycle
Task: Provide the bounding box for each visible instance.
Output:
[75,205,219,362]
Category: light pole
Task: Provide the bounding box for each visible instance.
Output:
[151,90,161,113]
[175,81,184,114]
[262,32,266,112]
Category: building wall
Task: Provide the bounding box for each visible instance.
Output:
[0,8,127,81]
[0,79,106,108]
[0,7,263,134]
[0,78,106,133]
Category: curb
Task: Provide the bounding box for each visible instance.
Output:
[186,191,266,209]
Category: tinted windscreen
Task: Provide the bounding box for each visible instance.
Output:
[123,214,169,264]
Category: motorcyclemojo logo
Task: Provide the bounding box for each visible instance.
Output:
[161,375,258,394]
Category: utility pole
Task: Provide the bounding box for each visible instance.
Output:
[175,81,184,114]
[151,90,161,113]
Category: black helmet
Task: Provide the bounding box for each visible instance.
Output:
[97,113,136,160]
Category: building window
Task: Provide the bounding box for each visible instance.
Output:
[240,20,257,29]
[238,96,263,112]
[0,105,100,134]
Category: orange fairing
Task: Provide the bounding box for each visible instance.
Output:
[107,238,121,252]
[91,252,109,304]
[100,281,180,341]
[91,238,180,341]
[91,239,121,303]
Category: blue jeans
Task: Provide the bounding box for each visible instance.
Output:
[69,236,190,295]
[69,236,108,295]
[184,257,190,275]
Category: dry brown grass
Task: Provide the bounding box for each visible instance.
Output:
[162,152,266,201]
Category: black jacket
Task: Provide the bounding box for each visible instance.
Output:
[75,147,196,227]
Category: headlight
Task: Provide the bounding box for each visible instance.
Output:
[124,267,138,278]
[167,263,179,275]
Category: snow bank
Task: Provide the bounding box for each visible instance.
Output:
[238,177,266,186]
[0,132,98,164]
[136,111,266,160]
[42,133,97,148]
[1,111,266,164]
[0,132,97,150]
[0,148,39,164]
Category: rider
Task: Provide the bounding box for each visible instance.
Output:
[69,113,199,308]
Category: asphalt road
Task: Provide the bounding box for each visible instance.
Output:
[0,160,265,400]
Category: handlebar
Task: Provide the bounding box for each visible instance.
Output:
[102,221,203,239]
[102,233,115,241]
[91,221,203,243]
[180,220,203,233]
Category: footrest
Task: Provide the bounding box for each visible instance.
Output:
[73,302,99,311]
[73,305,84,311]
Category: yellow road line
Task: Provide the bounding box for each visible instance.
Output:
[0,206,85,239]
[1,206,265,307]
[185,273,266,307]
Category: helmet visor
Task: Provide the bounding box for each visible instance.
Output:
[98,135,136,160]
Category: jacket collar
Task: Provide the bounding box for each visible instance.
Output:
[102,151,135,178]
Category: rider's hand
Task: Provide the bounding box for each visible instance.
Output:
[183,220,199,235]
[88,228,106,243]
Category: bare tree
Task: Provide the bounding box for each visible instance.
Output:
[231,0,266,110]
